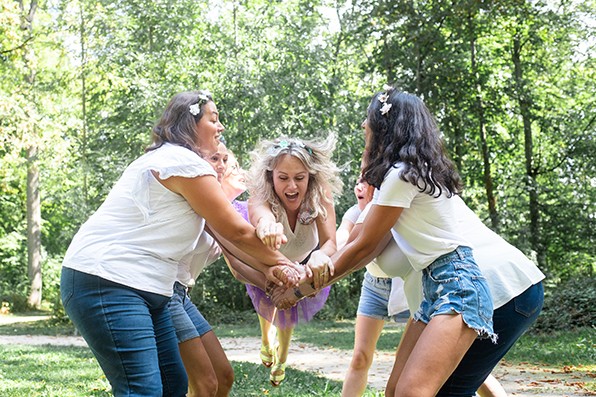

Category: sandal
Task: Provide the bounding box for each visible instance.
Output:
[260,344,274,368]
[269,347,286,387]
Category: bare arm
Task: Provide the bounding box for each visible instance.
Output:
[332,204,402,278]
[206,226,299,288]
[307,195,338,288]
[336,218,355,250]
[157,173,285,265]
[248,198,287,249]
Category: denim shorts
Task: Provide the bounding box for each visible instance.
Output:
[357,272,401,322]
[413,246,496,341]
[167,281,212,343]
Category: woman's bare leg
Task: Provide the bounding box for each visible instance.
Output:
[200,331,234,397]
[276,326,293,364]
[178,336,218,397]
[385,318,424,397]
[393,314,477,397]
[342,315,386,397]
[258,314,273,349]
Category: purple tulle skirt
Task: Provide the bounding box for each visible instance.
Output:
[245,284,331,329]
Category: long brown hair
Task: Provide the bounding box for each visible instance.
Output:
[146,90,213,155]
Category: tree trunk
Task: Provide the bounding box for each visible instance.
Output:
[469,16,499,230]
[27,144,42,308]
[20,0,42,308]
[79,2,88,204]
[512,33,544,267]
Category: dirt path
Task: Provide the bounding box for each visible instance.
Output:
[1,315,593,396]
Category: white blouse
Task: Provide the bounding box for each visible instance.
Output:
[63,143,217,296]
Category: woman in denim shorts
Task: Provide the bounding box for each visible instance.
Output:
[337,179,409,397]
[280,88,498,396]
[167,147,251,397]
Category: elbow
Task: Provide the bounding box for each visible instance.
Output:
[227,224,256,247]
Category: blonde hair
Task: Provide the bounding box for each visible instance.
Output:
[247,134,343,222]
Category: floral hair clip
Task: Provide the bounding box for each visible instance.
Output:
[378,85,393,116]
[189,91,212,116]
[268,139,313,156]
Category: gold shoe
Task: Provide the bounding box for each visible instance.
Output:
[260,344,274,368]
[269,347,286,387]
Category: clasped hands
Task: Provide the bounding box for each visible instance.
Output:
[265,252,335,311]
[257,218,335,310]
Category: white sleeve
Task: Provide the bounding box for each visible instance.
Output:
[373,165,418,209]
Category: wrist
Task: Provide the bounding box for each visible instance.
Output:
[293,287,304,299]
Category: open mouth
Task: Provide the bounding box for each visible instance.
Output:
[285,192,299,200]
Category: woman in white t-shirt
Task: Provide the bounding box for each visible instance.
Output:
[351,194,544,396]
[275,87,497,397]
[60,91,298,397]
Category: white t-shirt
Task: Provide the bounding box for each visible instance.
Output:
[364,195,545,311]
[177,232,222,287]
[62,143,217,296]
[357,204,421,311]
[373,163,471,271]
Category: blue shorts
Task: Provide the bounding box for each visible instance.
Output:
[357,272,402,322]
[167,281,212,343]
[414,246,496,341]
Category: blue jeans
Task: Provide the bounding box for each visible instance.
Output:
[168,281,212,343]
[437,281,544,397]
[61,267,188,397]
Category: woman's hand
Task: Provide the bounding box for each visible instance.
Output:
[263,262,300,288]
[270,284,299,310]
[256,218,288,250]
[305,250,335,289]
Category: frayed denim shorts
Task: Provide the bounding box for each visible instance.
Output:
[357,271,401,321]
[413,246,497,342]
[167,281,212,343]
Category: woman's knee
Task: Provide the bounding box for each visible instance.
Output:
[350,349,374,371]
[219,365,235,392]
[188,372,218,397]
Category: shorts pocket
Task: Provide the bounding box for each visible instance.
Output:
[514,283,544,318]
[427,262,459,284]
[472,276,494,323]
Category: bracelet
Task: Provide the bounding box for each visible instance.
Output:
[293,287,304,299]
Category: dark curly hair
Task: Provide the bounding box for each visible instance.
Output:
[362,88,462,197]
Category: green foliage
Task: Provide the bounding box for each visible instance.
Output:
[0,0,594,315]
[316,271,363,321]
[189,258,255,323]
[533,277,596,333]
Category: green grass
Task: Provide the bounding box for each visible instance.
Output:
[0,344,383,397]
[0,345,112,397]
[1,315,594,396]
